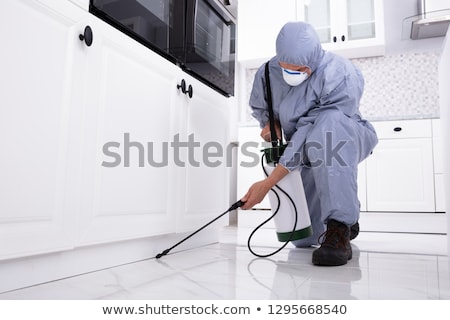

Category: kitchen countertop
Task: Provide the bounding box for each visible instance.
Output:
[366,115,440,122]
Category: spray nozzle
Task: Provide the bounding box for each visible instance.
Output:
[155,249,171,259]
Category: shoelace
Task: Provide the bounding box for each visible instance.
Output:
[317,227,349,249]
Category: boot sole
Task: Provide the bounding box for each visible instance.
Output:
[312,249,352,266]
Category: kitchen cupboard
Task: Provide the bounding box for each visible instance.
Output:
[0,0,86,259]
[78,14,179,245]
[297,0,385,59]
[79,14,231,245]
[0,0,231,262]
[365,119,435,212]
[175,72,232,233]
[237,0,385,66]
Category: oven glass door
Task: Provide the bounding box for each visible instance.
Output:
[183,0,235,96]
[90,0,179,61]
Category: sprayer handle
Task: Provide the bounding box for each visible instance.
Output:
[228,200,245,211]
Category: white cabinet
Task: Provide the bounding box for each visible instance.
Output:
[0,0,86,259]
[365,120,436,212]
[237,0,385,64]
[175,72,232,232]
[77,15,181,245]
[297,0,385,59]
[0,0,232,259]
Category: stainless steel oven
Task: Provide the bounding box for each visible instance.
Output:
[89,0,236,96]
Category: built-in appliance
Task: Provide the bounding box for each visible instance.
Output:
[403,0,450,40]
[89,0,236,96]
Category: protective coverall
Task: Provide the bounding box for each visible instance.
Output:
[249,22,378,247]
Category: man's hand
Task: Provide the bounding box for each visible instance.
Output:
[240,164,289,210]
[240,180,272,210]
[261,120,282,142]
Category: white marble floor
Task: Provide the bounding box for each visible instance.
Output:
[0,226,449,300]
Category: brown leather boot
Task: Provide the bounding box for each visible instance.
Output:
[350,222,359,240]
[312,219,352,266]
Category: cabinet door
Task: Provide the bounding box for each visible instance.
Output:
[298,0,384,59]
[79,17,180,245]
[0,0,85,259]
[176,74,232,232]
[346,0,377,41]
[366,138,435,212]
[299,0,333,44]
[340,0,385,57]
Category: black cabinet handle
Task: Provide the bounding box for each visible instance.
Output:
[393,127,402,132]
[187,84,193,98]
[341,35,345,42]
[79,26,93,47]
[333,36,337,43]
[177,79,193,98]
[177,79,186,93]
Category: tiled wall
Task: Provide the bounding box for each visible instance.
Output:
[242,52,440,123]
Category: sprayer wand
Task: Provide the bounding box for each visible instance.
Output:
[155,200,245,259]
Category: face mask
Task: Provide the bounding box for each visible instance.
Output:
[282,68,309,86]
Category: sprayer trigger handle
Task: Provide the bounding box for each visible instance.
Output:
[228,200,245,211]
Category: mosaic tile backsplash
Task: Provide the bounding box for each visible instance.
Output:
[243,52,440,123]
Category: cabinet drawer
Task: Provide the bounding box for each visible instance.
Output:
[372,119,432,139]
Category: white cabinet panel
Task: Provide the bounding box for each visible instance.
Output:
[176,73,232,232]
[366,138,435,212]
[1,0,233,258]
[79,17,181,244]
[0,0,234,292]
[0,0,86,259]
